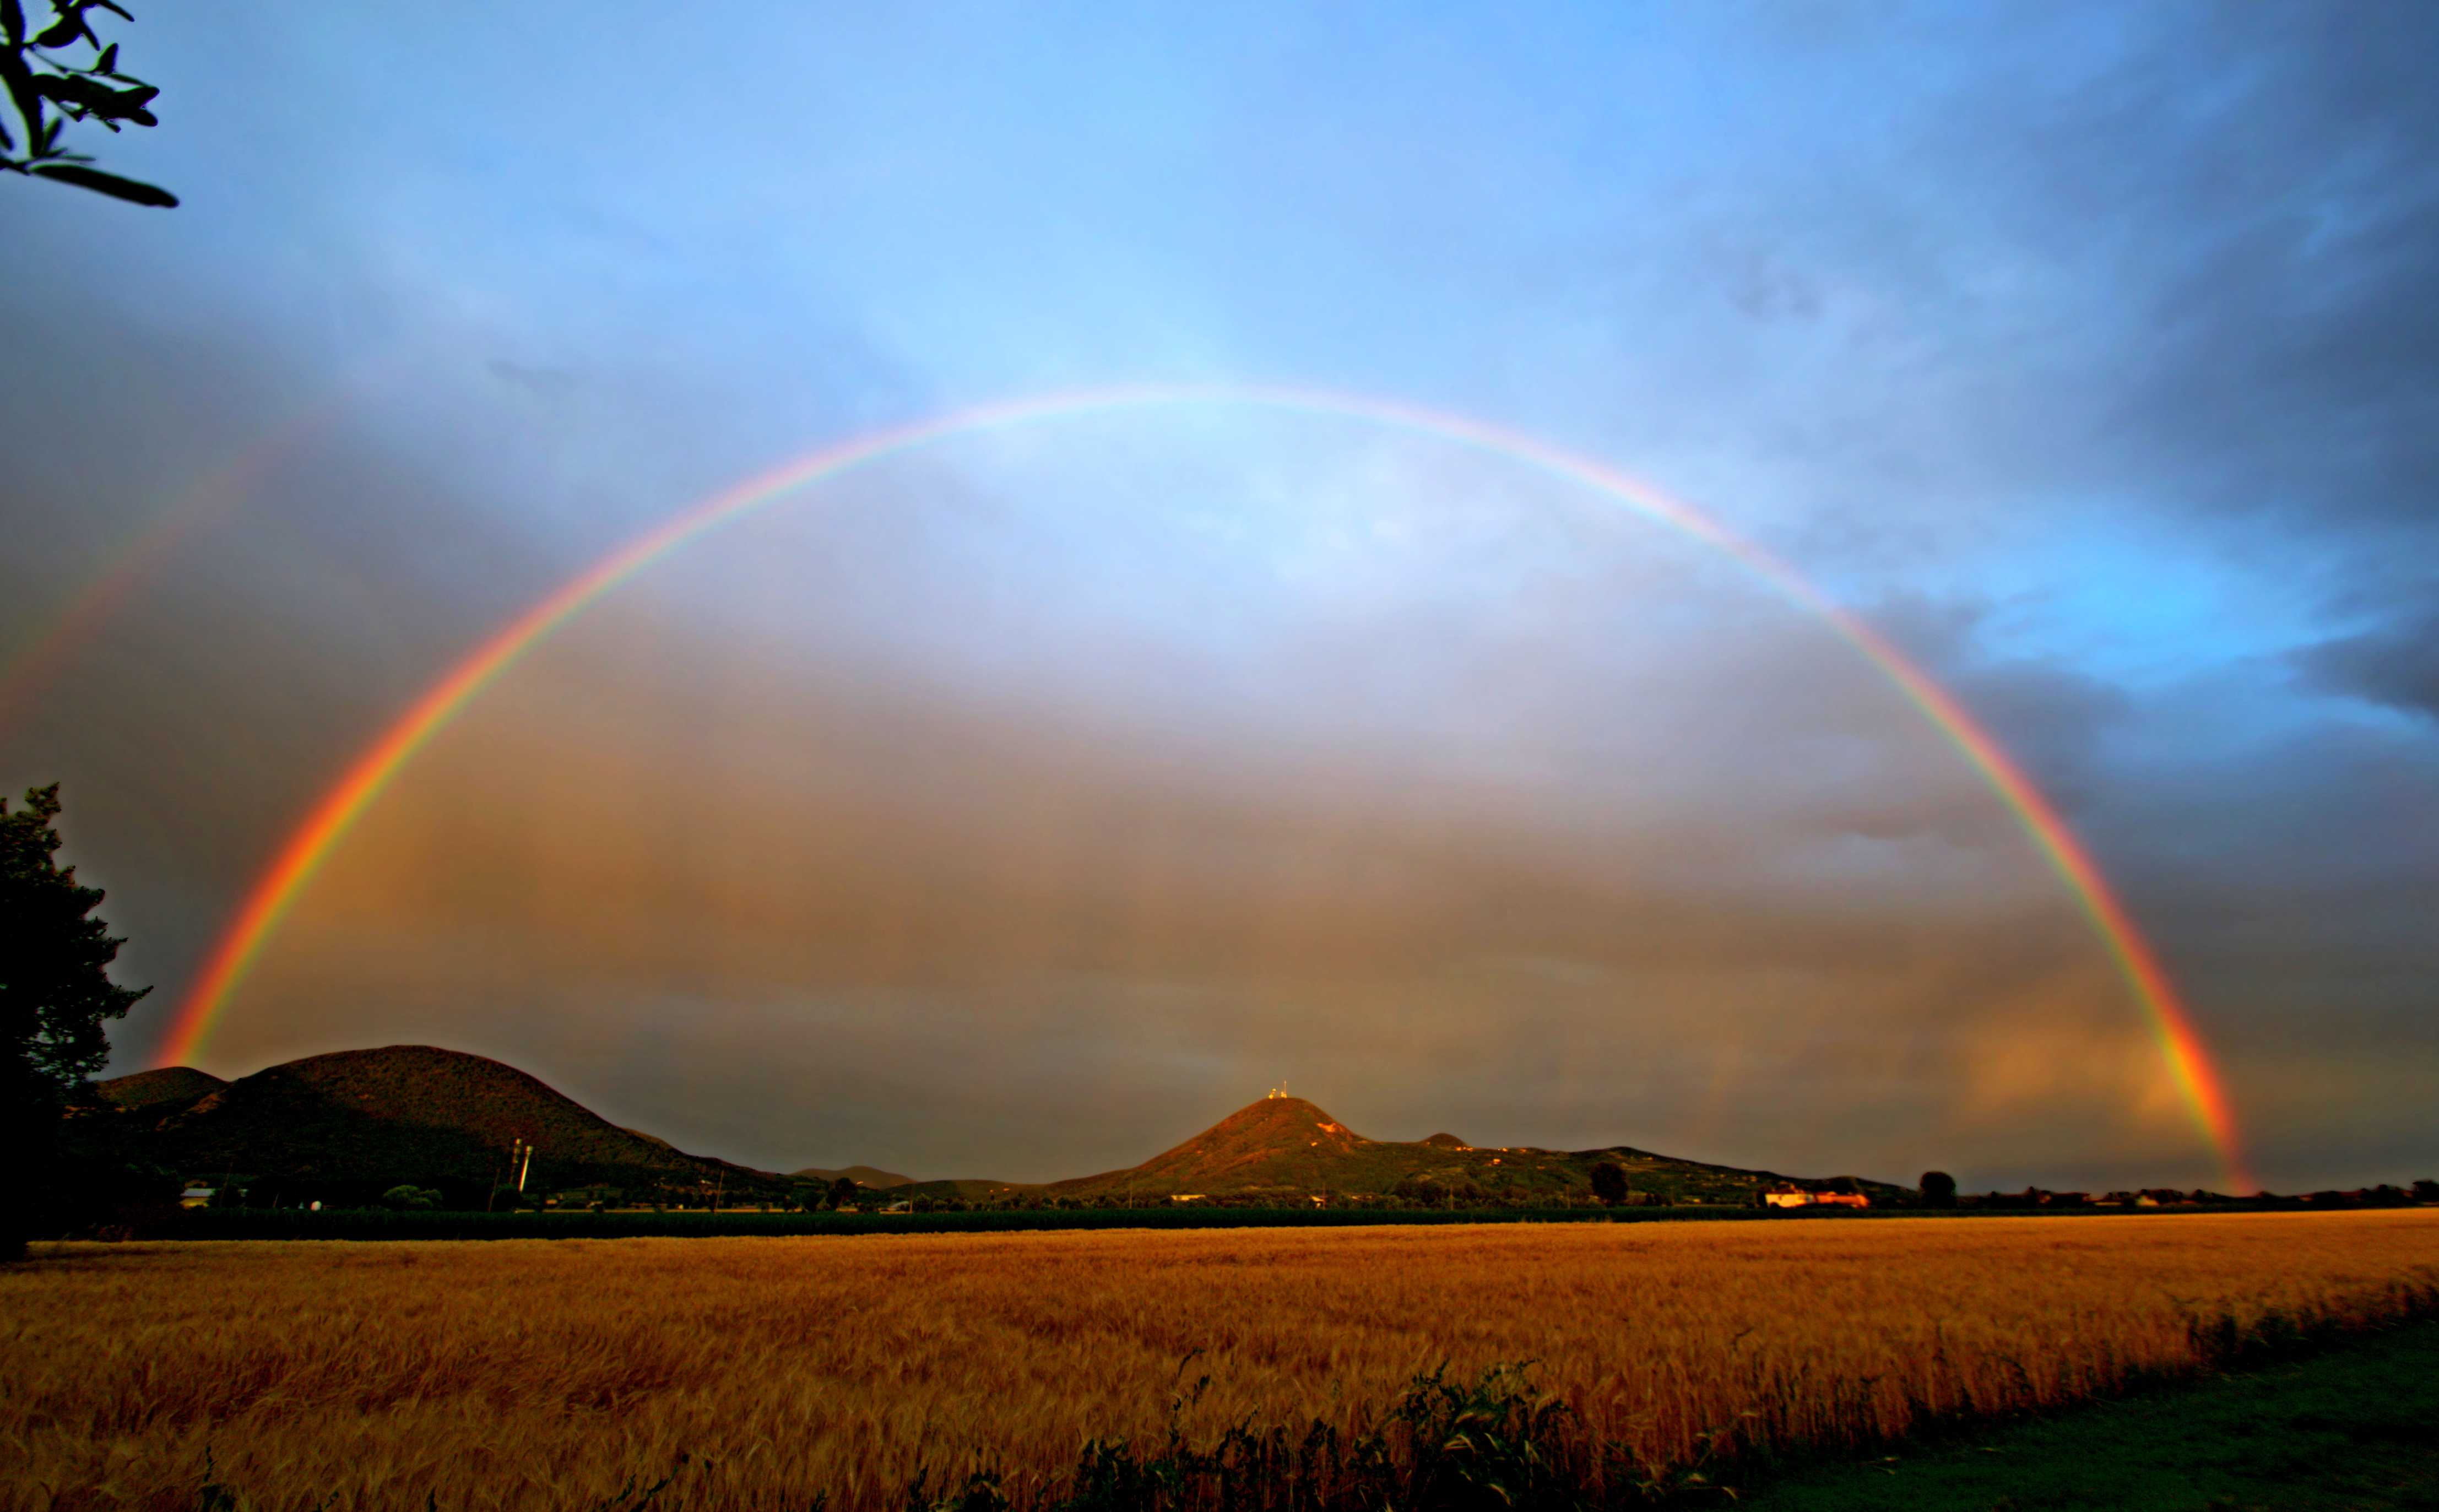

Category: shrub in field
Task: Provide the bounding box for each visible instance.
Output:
[915,1360,1586,1512]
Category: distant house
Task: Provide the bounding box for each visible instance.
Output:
[180,1187,214,1208]
[1761,1183,1868,1209]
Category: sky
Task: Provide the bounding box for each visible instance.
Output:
[2,1,2433,1194]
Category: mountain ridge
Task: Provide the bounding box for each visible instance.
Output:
[101,1045,789,1207]
[99,1052,1899,1207]
[1043,1093,1892,1206]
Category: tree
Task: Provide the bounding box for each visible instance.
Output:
[826,1177,859,1211]
[4,783,150,1258]
[3,0,176,207]
[1919,1170,1957,1208]
[1588,1162,1629,1206]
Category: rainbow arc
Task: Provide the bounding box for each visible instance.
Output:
[155,384,2250,1190]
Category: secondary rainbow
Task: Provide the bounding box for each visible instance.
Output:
[0,356,406,736]
[156,383,2252,1190]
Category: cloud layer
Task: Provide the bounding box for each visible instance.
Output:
[2,1,2432,1192]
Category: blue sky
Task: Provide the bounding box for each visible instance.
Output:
[2,1,2434,1191]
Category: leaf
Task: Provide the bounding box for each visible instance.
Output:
[31,160,176,204]
[36,72,151,120]
[94,42,114,72]
[1,0,24,48]
[89,78,154,119]
[34,11,85,46]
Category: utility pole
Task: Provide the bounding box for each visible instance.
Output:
[517,1140,534,1194]
[489,1139,524,1212]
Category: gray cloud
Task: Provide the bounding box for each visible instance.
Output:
[2292,614,2439,723]
[2,1,2433,1196]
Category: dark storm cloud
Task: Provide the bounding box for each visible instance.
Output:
[2292,614,2439,724]
[1896,1,2439,662]
[2070,7,2439,527]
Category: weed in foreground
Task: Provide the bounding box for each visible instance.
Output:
[908,1360,1592,1512]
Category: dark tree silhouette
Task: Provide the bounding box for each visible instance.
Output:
[1588,1162,1629,1206]
[827,1177,860,1210]
[3,1,176,206]
[4,783,150,1258]
[1920,1170,1958,1207]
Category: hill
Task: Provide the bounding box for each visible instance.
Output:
[93,1065,225,1112]
[106,1047,788,1208]
[85,1051,1901,1212]
[1048,1095,1900,1206]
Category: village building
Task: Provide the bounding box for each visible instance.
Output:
[1759,1183,1868,1209]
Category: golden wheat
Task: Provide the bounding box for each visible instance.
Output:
[6,1211,2436,1511]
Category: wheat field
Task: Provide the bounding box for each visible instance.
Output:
[7,1211,2437,1511]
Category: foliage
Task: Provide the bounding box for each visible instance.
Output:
[41,1088,180,1238]
[1589,1162,1629,1206]
[0,0,175,205]
[2,784,148,1092]
[3,783,149,1258]
[1917,1171,1956,1208]
[912,1359,1585,1512]
[380,1184,445,1211]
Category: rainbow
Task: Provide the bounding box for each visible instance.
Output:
[0,359,405,738]
[0,429,296,735]
[154,383,2251,1190]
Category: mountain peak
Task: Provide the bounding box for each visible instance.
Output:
[1208,1094,1357,1137]
[1051,1094,1374,1194]
[130,1043,780,1205]
[95,1065,226,1111]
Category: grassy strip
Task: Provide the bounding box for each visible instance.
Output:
[1738,1315,2439,1510]
[165,1203,2332,1242]
[173,1205,1737,1239]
